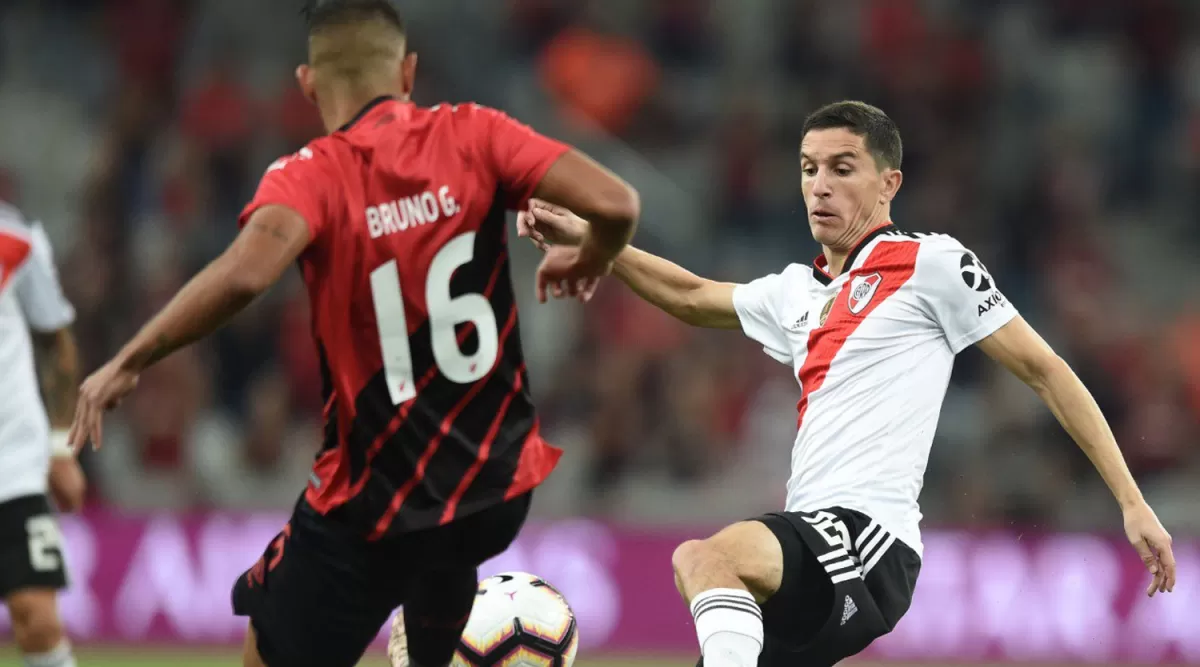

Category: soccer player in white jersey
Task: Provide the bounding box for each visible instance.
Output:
[0,200,84,667]
[519,101,1176,667]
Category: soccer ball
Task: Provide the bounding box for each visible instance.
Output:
[389,572,579,667]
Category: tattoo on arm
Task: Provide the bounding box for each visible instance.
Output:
[248,219,295,243]
[34,330,79,429]
[123,333,176,371]
[144,334,175,367]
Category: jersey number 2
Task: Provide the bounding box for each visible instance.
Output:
[26,515,63,572]
[370,232,499,405]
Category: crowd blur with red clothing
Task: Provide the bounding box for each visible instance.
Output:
[1,0,1197,531]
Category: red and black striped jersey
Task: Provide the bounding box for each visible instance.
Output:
[239,97,567,538]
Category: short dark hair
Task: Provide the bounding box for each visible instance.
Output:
[802,101,902,170]
[302,0,405,36]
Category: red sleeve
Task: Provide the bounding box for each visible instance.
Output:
[476,106,571,210]
[238,146,331,241]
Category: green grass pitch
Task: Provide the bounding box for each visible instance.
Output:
[0,647,1145,667]
[0,648,693,667]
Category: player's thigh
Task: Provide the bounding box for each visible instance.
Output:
[0,495,68,601]
[232,510,408,667]
[5,588,60,625]
[5,587,64,650]
[673,520,785,603]
[392,494,533,638]
[755,509,920,667]
[753,514,835,649]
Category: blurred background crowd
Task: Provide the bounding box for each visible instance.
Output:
[1,0,1198,533]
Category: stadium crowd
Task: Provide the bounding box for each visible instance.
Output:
[1,0,1197,531]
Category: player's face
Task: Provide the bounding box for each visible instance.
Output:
[800,129,901,249]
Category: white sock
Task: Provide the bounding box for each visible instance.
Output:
[690,588,764,667]
[24,640,76,667]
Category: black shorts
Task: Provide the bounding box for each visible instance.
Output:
[0,494,69,598]
[753,507,921,667]
[232,492,533,667]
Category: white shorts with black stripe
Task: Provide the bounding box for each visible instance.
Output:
[750,507,921,667]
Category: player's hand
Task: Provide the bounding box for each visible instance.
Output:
[517,199,589,248]
[68,361,139,453]
[534,245,607,304]
[1123,501,1175,596]
[516,210,550,252]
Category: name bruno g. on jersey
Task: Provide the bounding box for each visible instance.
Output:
[365,186,462,239]
[266,146,466,241]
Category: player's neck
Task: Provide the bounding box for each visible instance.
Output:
[821,213,892,277]
[822,249,849,278]
[320,90,408,133]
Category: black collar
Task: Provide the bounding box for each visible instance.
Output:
[813,223,894,286]
[338,95,396,133]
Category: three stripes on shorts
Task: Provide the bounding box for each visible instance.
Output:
[806,515,896,584]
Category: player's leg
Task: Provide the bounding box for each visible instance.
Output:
[402,566,479,667]
[241,622,268,667]
[0,496,76,667]
[671,521,782,667]
[396,493,534,667]
[5,589,76,667]
[231,507,406,667]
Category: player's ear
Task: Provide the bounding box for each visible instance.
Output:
[881,168,903,203]
[400,52,418,98]
[296,64,318,106]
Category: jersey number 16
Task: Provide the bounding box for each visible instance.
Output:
[370,232,499,404]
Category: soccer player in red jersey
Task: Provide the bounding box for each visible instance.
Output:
[66,2,638,666]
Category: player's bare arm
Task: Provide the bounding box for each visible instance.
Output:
[529,152,640,301]
[519,200,739,328]
[67,205,311,452]
[32,328,86,511]
[532,150,639,262]
[32,328,78,430]
[114,205,309,368]
[611,249,739,329]
[976,317,1176,596]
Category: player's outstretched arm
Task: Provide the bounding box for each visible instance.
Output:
[611,247,740,329]
[532,149,640,269]
[976,317,1176,596]
[479,107,637,297]
[115,205,310,370]
[519,200,740,329]
[68,205,311,452]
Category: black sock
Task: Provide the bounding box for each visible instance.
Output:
[404,567,479,667]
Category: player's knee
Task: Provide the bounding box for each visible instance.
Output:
[676,522,784,602]
[672,539,708,580]
[672,538,729,592]
[7,593,63,653]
